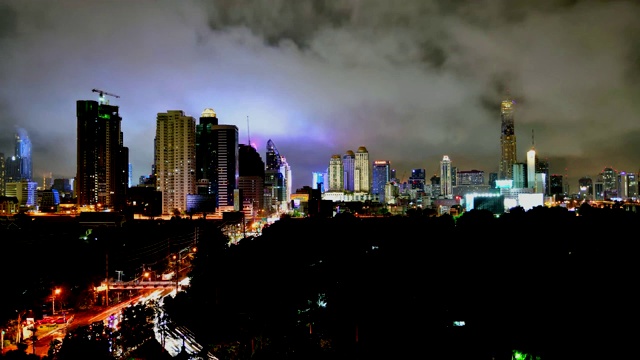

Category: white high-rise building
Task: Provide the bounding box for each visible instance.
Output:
[328,155,343,192]
[527,148,536,190]
[281,156,292,206]
[155,110,196,215]
[440,155,452,199]
[354,146,371,193]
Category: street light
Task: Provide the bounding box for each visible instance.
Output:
[52,288,61,315]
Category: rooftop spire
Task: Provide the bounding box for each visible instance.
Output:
[531,129,535,149]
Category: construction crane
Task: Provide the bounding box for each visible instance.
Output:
[92,88,120,104]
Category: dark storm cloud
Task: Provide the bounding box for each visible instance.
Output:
[1,0,639,190]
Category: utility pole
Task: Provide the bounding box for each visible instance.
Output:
[105,253,109,307]
[175,252,180,292]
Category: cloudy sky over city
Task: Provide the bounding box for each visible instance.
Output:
[1,0,639,190]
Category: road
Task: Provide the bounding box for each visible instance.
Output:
[29,291,152,357]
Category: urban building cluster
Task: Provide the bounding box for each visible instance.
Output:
[0,92,637,218]
[313,96,638,215]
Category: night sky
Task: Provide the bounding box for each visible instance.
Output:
[1,0,639,191]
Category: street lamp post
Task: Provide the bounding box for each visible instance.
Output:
[52,288,61,315]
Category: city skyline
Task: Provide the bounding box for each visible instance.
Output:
[1,0,639,191]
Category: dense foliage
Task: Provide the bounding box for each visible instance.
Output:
[174,206,639,360]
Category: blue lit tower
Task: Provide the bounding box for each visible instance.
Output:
[372,160,390,203]
[15,128,32,181]
[76,93,129,211]
[343,150,355,191]
[499,96,517,180]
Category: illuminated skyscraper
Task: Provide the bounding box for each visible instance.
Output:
[76,99,129,211]
[155,110,196,214]
[195,108,239,209]
[440,155,452,199]
[328,155,343,192]
[354,146,370,193]
[527,129,536,190]
[312,172,325,192]
[265,139,286,211]
[499,96,517,180]
[372,160,391,203]
[15,128,32,181]
[343,150,355,192]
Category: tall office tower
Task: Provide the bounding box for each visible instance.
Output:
[578,176,593,197]
[430,174,441,198]
[354,146,371,193]
[499,97,517,180]
[0,153,4,196]
[195,108,217,196]
[601,167,616,199]
[281,156,292,206]
[372,160,391,203]
[195,108,239,208]
[15,128,32,181]
[451,166,457,187]
[128,163,133,188]
[390,168,397,182]
[312,172,325,192]
[328,155,344,191]
[440,155,453,198]
[42,172,53,190]
[627,172,638,199]
[5,156,20,183]
[617,171,635,200]
[409,169,426,190]
[342,150,355,191]
[238,143,265,216]
[155,110,196,215]
[512,163,527,188]
[550,174,564,197]
[76,99,129,211]
[536,159,550,195]
[265,139,285,211]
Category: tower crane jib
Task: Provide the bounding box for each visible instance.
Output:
[92,88,120,105]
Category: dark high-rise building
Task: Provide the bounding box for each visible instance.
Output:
[499,97,517,180]
[76,98,129,211]
[536,159,550,195]
[0,154,4,196]
[238,143,265,216]
[195,108,238,208]
[409,169,426,190]
[578,176,593,197]
[265,139,285,212]
[4,156,20,184]
[550,174,564,197]
[372,160,390,203]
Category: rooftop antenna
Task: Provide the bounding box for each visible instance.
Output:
[531,129,535,149]
[246,115,251,145]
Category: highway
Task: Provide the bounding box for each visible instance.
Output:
[28,277,217,359]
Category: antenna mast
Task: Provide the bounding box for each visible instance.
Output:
[247,116,251,145]
[531,129,535,148]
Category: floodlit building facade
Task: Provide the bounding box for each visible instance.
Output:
[155,110,196,215]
